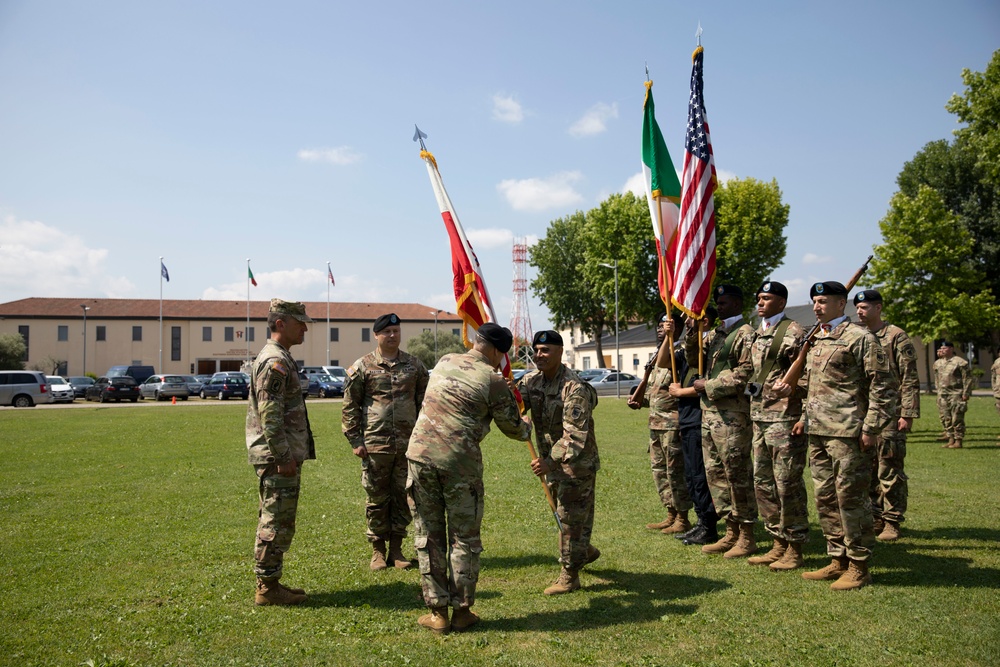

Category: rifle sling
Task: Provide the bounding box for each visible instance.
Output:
[753,318,793,389]
[709,327,742,380]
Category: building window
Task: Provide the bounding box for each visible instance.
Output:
[18,325,29,361]
[133,326,142,342]
[582,357,591,370]
[57,361,68,375]
[362,328,370,342]
[452,328,460,336]
[330,327,339,342]
[225,327,234,342]
[329,359,339,366]
[96,326,106,342]
[246,327,255,342]
[203,326,212,342]
[171,326,181,361]
[58,325,68,342]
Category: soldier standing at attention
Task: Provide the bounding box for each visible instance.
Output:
[628,314,692,536]
[854,290,920,541]
[406,324,532,634]
[686,285,757,558]
[774,281,894,591]
[744,281,810,571]
[522,330,601,595]
[246,299,315,606]
[343,313,429,570]
[934,341,974,449]
[992,356,1000,440]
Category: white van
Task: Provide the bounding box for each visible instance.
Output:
[322,366,347,381]
[0,370,53,407]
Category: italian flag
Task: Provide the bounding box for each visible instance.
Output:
[248,266,257,287]
[642,81,682,305]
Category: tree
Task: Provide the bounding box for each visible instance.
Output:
[405,330,467,369]
[946,49,1000,182]
[0,333,27,370]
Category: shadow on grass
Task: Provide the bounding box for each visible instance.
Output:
[480,553,559,569]
[869,527,1000,589]
[479,568,729,632]
[307,580,424,609]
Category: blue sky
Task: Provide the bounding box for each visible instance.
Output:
[1,1,997,329]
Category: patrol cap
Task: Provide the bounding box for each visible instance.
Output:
[756,281,788,299]
[532,330,564,347]
[477,323,513,353]
[269,298,313,323]
[810,281,848,298]
[714,284,744,301]
[853,289,883,305]
[940,340,954,348]
[373,313,401,333]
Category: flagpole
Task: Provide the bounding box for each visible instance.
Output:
[159,256,164,372]
[246,258,251,369]
[326,261,331,364]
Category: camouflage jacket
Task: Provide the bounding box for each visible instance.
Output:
[934,356,973,397]
[342,348,429,452]
[801,319,894,438]
[992,358,1000,400]
[246,339,315,466]
[872,323,920,420]
[406,350,530,479]
[640,365,679,430]
[520,364,600,480]
[749,316,807,422]
[686,318,754,413]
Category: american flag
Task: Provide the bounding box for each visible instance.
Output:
[671,46,717,319]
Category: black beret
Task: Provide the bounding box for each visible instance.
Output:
[658,312,669,323]
[810,281,848,298]
[756,281,788,299]
[373,313,401,333]
[477,323,513,353]
[532,330,564,347]
[853,289,882,305]
[714,284,743,301]
[940,340,954,348]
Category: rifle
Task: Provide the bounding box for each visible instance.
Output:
[776,255,874,392]
[628,324,678,408]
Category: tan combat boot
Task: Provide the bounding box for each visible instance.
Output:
[747,538,786,565]
[544,567,581,595]
[388,537,413,570]
[254,578,307,606]
[370,539,388,571]
[662,510,692,535]
[646,508,678,530]
[872,516,885,535]
[801,555,849,581]
[724,522,758,559]
[947,439,963,449]
[584,545,601,565]
[279,581,306,595]
[942,439,954,448]
[701,520,739,555]
[451,606,480,632]
[769,542,804,571]
[937,432,949,442]
[877,520,901,542]
[417,607,450,634]
[830,559,872,591]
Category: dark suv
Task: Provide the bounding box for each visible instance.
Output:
[199,376,249,400]
[85,376,140,403]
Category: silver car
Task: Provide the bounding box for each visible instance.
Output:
[587,371,642,396]
[46,376,75,403]
[139,374,190,401]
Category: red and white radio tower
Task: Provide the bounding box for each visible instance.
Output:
[510,237,534,364]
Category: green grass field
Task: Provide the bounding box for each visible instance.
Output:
[2,395,998,667]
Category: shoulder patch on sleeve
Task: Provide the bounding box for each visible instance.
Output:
[271,360,287,376]
[266,374,284,394]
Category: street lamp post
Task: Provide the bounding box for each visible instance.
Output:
[430,310,439,363]
[599,260,620,399]
[80,304,90,376]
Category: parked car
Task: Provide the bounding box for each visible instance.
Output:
[139,374,190,401]
[322,365,347,381]
[307,373,345,398]
[66,376,96,399]
[212,371,251,383]
[86,376,140,403]
[180,375,203,395]
[577,369,610,382]
[46,376,76,403]
[200,376,249,400]
[587,371,642,395]
[105,365,156,384]
[0,370,52,407]
[511,368,531,381]
[195,374,214,385]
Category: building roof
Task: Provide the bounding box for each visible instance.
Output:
[0,297,464,323]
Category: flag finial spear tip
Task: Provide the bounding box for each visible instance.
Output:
[413,125,428,151]
[645,62,650,82]
[696,22,703,46]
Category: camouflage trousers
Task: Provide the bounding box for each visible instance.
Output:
[937,394,967,440]
[649,429,692,512]
[546,474,596,571]
[361,450,412,542]
[808,435,875,561]
[253,463,302,581]
[406,460,484,610]
[868,428,908,524]
[702,409,756,523]
[752,420,809,543]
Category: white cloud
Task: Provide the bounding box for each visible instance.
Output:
[623,172,646,196]
[466,228,513,250]
[202,269,409,305]
[492,94,524,124]
[497,171,585,212]
[297,147,363,165]
[802,253,832,265]
[716,168,739,183]
[0,216,136,299]
[568,102,618,137]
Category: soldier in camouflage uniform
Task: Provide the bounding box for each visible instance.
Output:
[405,323,531,634]
[520,330,601,595]
[992,357,1000,440]
[774,281,894,591]
[246,299,315,606]
[343,313,429,571]
[686,284,758,558]
[745,281,810,571]
[934,341,974,449]
[855,290,920,542]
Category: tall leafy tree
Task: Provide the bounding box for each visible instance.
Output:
[405,330,467,369]
[0,333,27,370]
[946,49,1000,182]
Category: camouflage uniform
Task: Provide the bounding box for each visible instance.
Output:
[686,318,756,524]
[869,324,920,525]
[405,350,530,611]
[934,355,974,441]
[247,338,315,582]
[749,316,809,544]
[992,358,1000,418]
[342,349,428,542]
[637,363,691,514]
[521,364,600,571]
[801,320,894,561]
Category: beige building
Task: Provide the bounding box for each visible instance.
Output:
[0,298,463,377]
